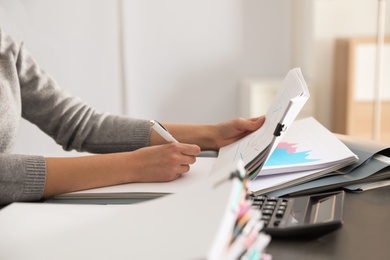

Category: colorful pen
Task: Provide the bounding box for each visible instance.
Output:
[150,120,179,143]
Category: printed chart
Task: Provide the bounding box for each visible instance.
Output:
[264,142,320,166]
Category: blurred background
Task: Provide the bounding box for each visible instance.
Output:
[0,0,389,156]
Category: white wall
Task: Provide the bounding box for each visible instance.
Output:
[0,0,122,156]
[123,0,292,124]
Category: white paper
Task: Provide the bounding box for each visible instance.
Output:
[55,157,216,199]
[214,68,309,179]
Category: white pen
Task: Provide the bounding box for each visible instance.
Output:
[150,120,179,143]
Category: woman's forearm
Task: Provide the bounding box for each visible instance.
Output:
[43,153,134,197]
[43,143,201,197]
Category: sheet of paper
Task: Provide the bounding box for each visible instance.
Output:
[55,157,216,199]
[213,68,309,179]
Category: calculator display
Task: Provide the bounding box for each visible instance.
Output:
[312,196,336,223]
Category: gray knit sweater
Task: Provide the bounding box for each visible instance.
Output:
[0,28,151,205]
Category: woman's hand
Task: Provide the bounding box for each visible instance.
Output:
[157,116,266,151]
[214,116,265,148]
[128,143,201,182]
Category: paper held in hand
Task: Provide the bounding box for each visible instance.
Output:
[213,67,310,180]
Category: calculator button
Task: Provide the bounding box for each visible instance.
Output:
[279,201,288,207]
[278,205,287,211]
[262,209,274,215]
[253,196,266,201]
[261,214,271,220]
[265,201,277,206]
[252,201,262,206]
[262,205,275,210]
[273,220,281,227]
[261,216,271,227]
[275,210,285,218]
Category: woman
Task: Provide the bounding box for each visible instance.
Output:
[0,28,265,205]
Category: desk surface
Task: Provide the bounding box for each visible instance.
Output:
[267,186,390,260]
[47,186,390,259]
[2,186,390,259]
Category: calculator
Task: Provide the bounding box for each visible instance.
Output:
[250,190,345,238]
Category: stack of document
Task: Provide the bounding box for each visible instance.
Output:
[248,117,358,196]
[266,133,390,197]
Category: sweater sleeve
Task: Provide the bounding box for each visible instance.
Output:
[0,155,46,205]
[16,38,151,153]
[0,29,152,205]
